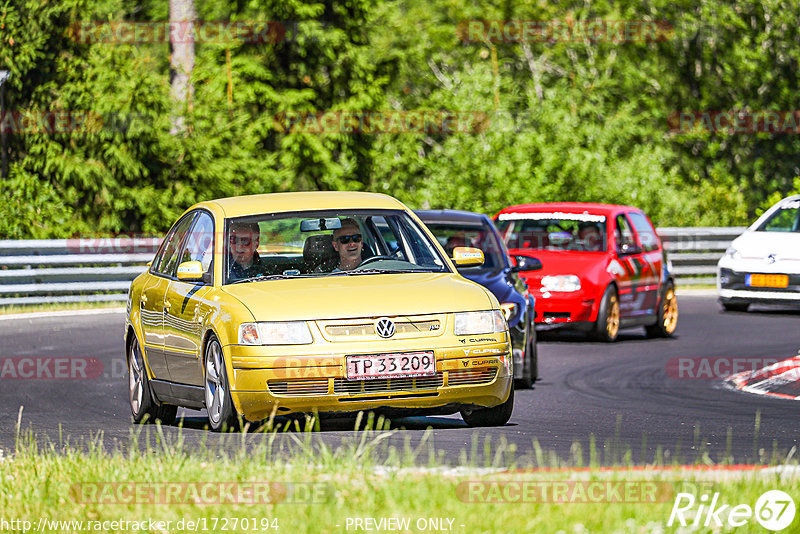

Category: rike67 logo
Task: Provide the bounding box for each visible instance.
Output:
[669,490,795,531]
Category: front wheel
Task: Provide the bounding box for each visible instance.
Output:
[515,319,537,389]
[592,285,620,342]
[645,282,678,337]
[128,335,177,425]
[204,336,239,432]
[460,386,514,427]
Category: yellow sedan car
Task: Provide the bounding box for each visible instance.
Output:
[125,192,514,430]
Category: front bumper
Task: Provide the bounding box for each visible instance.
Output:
[225,336,512,421]
[529,289,596,328]
[718,267,800,305]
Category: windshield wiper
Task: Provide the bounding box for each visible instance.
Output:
[345,268,439,275]
[229,273,305,284]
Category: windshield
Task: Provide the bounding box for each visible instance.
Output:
[423,221,507,270]
[756,200,800,232]
[495,212,607,252]
[224,209,448,284]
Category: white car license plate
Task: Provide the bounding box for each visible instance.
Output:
[346,351,435,380]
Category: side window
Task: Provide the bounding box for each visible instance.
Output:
[154,213,196,277]
[181,212,215,274]
[371,216,401,256]
[614,214,636,250]
[628,212,659,252]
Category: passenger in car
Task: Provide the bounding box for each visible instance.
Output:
[227,221,265,280]
[332,218,363,271]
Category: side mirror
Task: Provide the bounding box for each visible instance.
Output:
[452,246,484,266]
[176,260,205,282]
[510,255,543,272]
[617,243,642,256]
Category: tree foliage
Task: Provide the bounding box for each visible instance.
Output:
[1,0,798,237]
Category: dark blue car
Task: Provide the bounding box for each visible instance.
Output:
[416,209,542,388]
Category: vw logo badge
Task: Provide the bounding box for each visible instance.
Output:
[767,253,777,264]
[375,318,396,338]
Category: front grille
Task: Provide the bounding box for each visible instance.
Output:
[334,373,444,395]
[543,312,571,319]
[268,379,329,396]
[448,368,498,386]
[325,319,441,338]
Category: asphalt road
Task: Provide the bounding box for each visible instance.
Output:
[1,295,798,465]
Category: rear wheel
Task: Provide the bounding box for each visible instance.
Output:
[204,336,240,432]
[592,285,620,342]
[128,335,177,425]
[645,282,678,337]
[721,300,749,312]
[460,386,514,427]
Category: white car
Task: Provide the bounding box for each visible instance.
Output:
[718,194,800,311]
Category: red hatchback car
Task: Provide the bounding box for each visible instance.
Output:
[494,203,678,341]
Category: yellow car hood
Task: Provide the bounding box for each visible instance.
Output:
[221,272,494,321]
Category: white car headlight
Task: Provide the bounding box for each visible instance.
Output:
[454,310,507,336]
[238,321,313,345]
[725,246,742,260]
[541,275,581,292]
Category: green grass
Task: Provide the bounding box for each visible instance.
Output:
[2,417,798,533]
[0,301,124,315]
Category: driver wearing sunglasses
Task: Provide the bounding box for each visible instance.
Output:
[227,221,265,281]
[332,218,363,271]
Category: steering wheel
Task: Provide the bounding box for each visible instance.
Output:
[357,255,397,268]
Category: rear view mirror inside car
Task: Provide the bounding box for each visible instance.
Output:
[300,217,342,232]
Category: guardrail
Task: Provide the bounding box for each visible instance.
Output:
[657,227,746,286]
[0,228,746,305]
[0,238,161,306]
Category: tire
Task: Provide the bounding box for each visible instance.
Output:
[128,335,177,425]
[721,300,749,312]
[204,336,239,432]
[460,386,514,427]
[529,325,539,381]
[515,318,537,389]
[592,285,620,342]
[645,282,679,337]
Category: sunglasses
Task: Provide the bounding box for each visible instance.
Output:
[229,236,254,247]
[336,234,362,244]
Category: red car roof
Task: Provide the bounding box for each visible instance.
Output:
[495,202,642,218]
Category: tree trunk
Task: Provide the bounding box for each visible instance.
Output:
[169,0,195,134]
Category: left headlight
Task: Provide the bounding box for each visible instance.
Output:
[454,310,507,336]
[238,321,314,345]
[541,275,581,292]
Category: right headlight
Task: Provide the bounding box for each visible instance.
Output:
[454,310,507,336]
[541,275,581,292]
[238,321,313,345]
